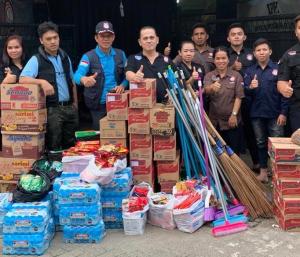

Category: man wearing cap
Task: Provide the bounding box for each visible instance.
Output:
[74,21,128,130]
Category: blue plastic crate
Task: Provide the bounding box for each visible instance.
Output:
[59,203,102,226]
[101,195,129,209]
[102,209,123,223]
[58,181,100,206]
[3,208,49,234]
[104,221,123,229]
[63,220,106,244]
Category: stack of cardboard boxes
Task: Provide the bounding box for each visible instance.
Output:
[0,84,46,192]
[269,137,300,231]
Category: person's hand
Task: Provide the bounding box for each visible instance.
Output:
[228,115,238,128]
[211,80,221,93]
[192,66,199,80]
[81,72,97,87]
[134,65,144,82]
[72,101,78,110]
[164,42,171,56]
[232,56,242,71]
[40,80,55,95]
[250,74,259,89]
[277,114,287,126]
[280,80,293,98]
[114,85,125,94]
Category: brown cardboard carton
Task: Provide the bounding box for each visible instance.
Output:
[160,181,176,194]
[129,79,156,108]
[0,157,35,181]
[274,204,300,231]
[1,131,45,159]
[99,116,127,138]
[157,152,180,182]
[100,138,127,147]
[130,134,152,160]
[271,159,300,179]
[273,174,300,196]
[1,84,46,110]
[130,158,153,175]
[150,104,175,136]
[268,140,300,162]
[1,109,47,132]
[0,180,17,193]
[153,133,176,161]
[128,108,150,134]
[106,91,129,120]
[133,168,154,187]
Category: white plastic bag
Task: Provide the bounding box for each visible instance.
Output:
[62,155,93,173]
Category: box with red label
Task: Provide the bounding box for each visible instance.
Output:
[100,138,127,147]
[273,189,300,215]
[1,131,45,159]
[1,109,47,132]
[0,157,36,181]
[133,168,155,188]
[271,159,300,179]
[129,79,156,108]
[150,104,175,136]
[268,140,300,162]
[157,151,180,182]
[268,137,292,153]
[273,174,300,196]
[106,91,129,120]
[160,181,176,194]
[274,205,300,231]
[128,108,150,134]
[130,134,152,160]
[153,133,176,161]
[130,158,153,175]
[99,116,127,138]
[1,84,46,110]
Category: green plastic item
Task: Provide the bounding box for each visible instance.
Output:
[20,174,45,192]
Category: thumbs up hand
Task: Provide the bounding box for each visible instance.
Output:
[192,66,199,80]
[250,74,259,89]
[281,80,294,98]
[164,42,171,56]
[134,65,144,82]
[81,72,98,87]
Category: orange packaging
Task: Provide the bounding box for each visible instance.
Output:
[1,131,45,159]
[100,138,127,147]
[150,104,175,136]
[128,108,150,134]
[153,133,176,161]
[130,134,152,160]
[157,151,180,182]
[129,79,156,108]
[271,159,300,179]
[99,116,127,138]
[1,84,46,110]
[1,109,47,132]
[106,91,129,120]
[130,158,153,175]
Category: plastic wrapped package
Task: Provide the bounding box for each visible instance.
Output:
[102,209,123,223]
[101,172,132,196]
[104,221,123,229]
[11,200,52,216]
[53,176,81,201]
[101,195,129,209]
[0,193,12,237]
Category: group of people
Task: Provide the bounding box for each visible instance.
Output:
[1,16,300,182]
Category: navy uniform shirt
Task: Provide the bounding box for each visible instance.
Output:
[244,60,289,119]
[125,52,174,103]
[278,42,300,109]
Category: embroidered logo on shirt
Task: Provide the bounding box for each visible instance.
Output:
[208,52,213,58]
[135,55,142,60]
[230,76,236,82]
[288,51,296,56]
[164,56,169,63]
[272,69,278,76]
[80,60,89,67]
[246,54,253,61]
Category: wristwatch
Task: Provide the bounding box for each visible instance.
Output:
[231,111,237,116]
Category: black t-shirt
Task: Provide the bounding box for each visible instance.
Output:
[0,63,23,83]
[125,52,174,103]
[176,61,205,90]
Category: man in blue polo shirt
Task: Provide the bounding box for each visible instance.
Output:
[20,21,78,151]
[244,38,288,182]
[74,21,128,130]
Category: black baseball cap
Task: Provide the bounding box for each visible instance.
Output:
[95,21,114,34]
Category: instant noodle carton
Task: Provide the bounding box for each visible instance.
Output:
[99,117,127,138]
[100,138,127,147]
[106,91,129,120]
[129,79,156,108]
[268,138,300,162]
[128,108,150,134]
[153,133,176,161]
[130,134,152,160]
[130,158,153,176]
[157,151,180,182]
[150,104,175,136]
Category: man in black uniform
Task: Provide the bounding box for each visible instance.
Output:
[277,15,300,132]
[227,23,259,172]
[125,26,173,103]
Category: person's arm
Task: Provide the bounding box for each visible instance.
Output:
[228,98,242,128]
[277,53,293,98]
[114,51,129,93]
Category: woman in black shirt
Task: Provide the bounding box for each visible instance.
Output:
[0,35,25,84]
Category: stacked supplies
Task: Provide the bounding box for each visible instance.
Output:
[0,193,12,237]
[101,167,132,229]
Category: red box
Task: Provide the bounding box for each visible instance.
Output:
[273,189,300,215]
[128,108,150,134]
[157,151,180,182]
[129,79,156,108]
[268,137,291,153]
[130,134,152,160]
[274,205,300,231]
[268,140,300,162]
[106,91,129,120]
[100,138,127,148]
[273,174,300,196]
[271,160,300,179]
[130,159,153,175]
[153,133,176,161]
[133,168,155,187]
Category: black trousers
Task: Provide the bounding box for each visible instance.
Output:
[90,104,107,130]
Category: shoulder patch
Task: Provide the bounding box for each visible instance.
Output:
[288,51,296,56]
[230,76,236,82]
[135,55,142,60]
[246,54,253,61]
[79,60,89,67]
[164,56,169,63]
[272,69,278,76]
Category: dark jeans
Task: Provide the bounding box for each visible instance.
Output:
[90,104,106,130]
[289,105,300,133]
[47,105,79,151]
[219,125,243,155]
[252,118,284,168]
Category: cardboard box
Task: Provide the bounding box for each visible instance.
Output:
[274,205,300,231]
[273,189,300,215]
[273,174,300,196]
[130,158,153,175]
[1,109,47,132]
[157,152,180,182]
[0,180,17,193]
[271,159,300,179]
[99,117,127,138]
[0,157,35,181]
[1,84,46,110]
[160,181,176,194]
[106,91,129,120]
[100,138,127,147]
[268,140,300,162]
[129,79,156,108]
[130,134,152,160]
[128,108,150,134]
[133,169,154,188]
[268,137,291,152]
[150,104,175,136]
[153,133,176,161]
[1,131,45,159]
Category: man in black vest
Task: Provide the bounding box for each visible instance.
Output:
[74,21,128,130]
[20,21,78,151]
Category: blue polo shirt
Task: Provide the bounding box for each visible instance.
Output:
[74,46,128,104]
[20,55,73,101]
[244,60,289,119]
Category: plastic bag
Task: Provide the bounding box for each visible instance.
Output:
[62,155,92,173]
[291,129,300,145]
